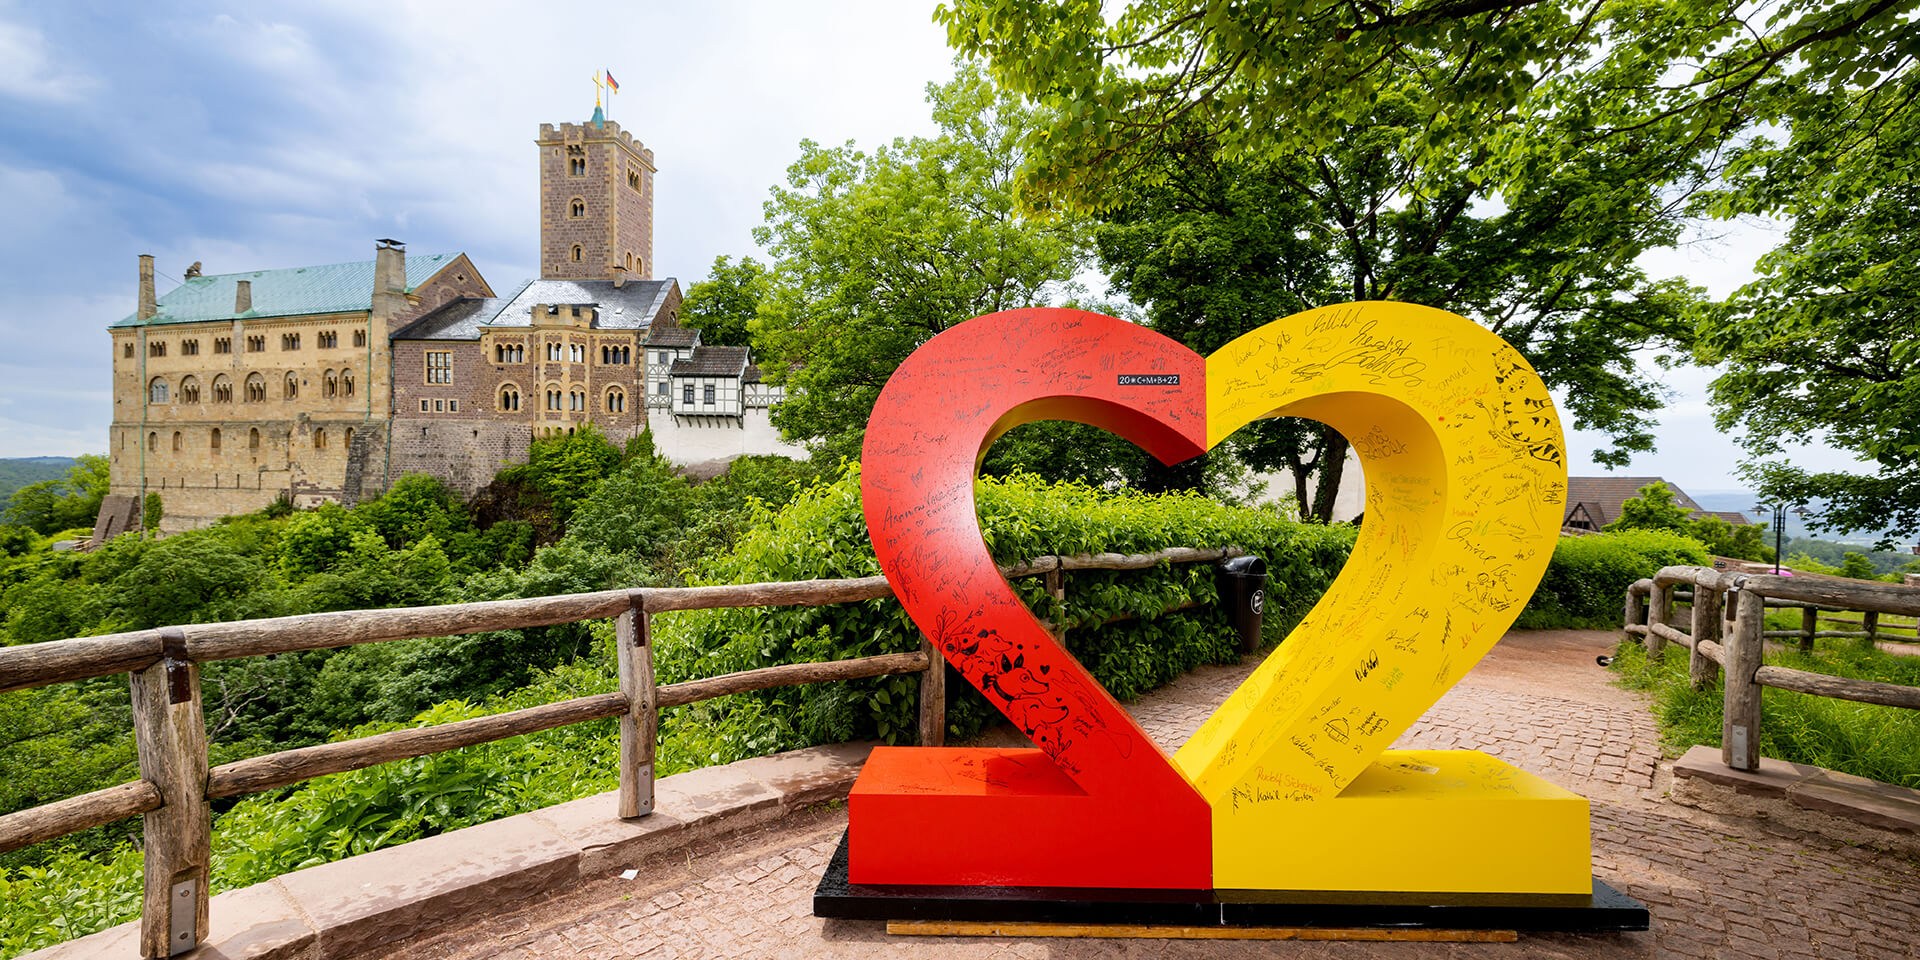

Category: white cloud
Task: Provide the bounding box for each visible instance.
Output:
[0,19,98,103]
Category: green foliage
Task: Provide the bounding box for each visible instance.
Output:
[752,65,1086,460]
[1604,482,1772,563]
[492,423,624,538]
[1782,538,1914,577]
[679,255,765,348]
[5,455,108,535]
[141,492,161,532]
[1783,552,1840,577]
[1686,515,1772,564]
[656,463,1354,746]
[1837,552,1881,582]
[1610,638,1920,791]
[1516,530,1712,629]
[0,457,77,502]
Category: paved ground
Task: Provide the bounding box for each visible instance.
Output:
[380,630,1920,960]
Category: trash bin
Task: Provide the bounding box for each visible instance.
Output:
[1216,555,1268,654]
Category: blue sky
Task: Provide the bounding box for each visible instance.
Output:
[0,1,1871,495]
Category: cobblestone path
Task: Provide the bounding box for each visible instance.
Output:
[389,630,1920,960]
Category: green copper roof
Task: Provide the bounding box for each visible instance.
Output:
[110,253,464,328]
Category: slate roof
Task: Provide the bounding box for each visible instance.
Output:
[669,346,750,378]
[645,325,701,347]
[1563,477,1751,529]
[112,253,466,327]
[389,278,678,341]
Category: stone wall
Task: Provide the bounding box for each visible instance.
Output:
[385,418,534,497]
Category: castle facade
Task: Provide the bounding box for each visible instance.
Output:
[107,113,801,532]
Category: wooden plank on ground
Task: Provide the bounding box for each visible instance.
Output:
[885,920,1518,942]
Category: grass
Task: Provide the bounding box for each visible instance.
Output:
[1610,633,1920,790]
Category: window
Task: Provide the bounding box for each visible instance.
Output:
[324,371,338,398]
[628,168,641,191]
[352,330,366,347]
[180,377,200,404]
[171,432,182,452]
[214,337,231,354]
[318,330,338,349]
[122,343,134,359]
[434,400,444,412]
[546,390,560,411]
[213,377,232,403]
[683,384,694,404]
[283,372,298,399]
[247,335,265,352]
[182,339,199,356]
[569,198,586,218]
[149,341,166,358]
[345,427,356,446]
[420,400,429,412]
[148,378,168,403]
[567,145,586,175]
[341,370,354,397]
[500,387,520,411]
[426,351,451,383]
[148,432,157,452]
[607,388,625,413]
[245,373,266,402]
[704,384,716,405]
[282,333,300,350]
[314,428,327,450]
[496,344,525,363]
[449,399,458,412]
[571,244,583,263]
[211,428,221,452]
[656,351,668,364]
[249,428,260,451]
[570,344,584,363]
[657,381,667,395]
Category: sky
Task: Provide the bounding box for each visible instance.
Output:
[0,1,1874,497]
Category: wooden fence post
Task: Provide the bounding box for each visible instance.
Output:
[1863,610,1880,648]
[1689,580,1722,691]
[918,638,946,747]
[616,596,657,819]
[1722,586,1765,771]
[130,628,210,958]
[1801,606,1818,652]
[1044,558,1067,641]
[1623,584,1646,647]
[1646,583,1671,657]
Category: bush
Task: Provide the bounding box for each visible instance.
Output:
[654,463,1355,747]
[1515,529,1712,629]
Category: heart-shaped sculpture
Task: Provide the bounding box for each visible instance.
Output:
[851,303,1575,894]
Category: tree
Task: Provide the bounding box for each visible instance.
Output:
[751,64,1087,460]
[679,256,765,348]
[935,1,1915,206]
[5,455,108,534]
[1085,86,1700,517]
[1606,483,1696,536]
[1697,69,1920,547]
[1837,551,1880,581]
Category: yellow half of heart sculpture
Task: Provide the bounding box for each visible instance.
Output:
[1183,301,1586,892]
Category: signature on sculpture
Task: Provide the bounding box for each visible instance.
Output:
[848,301,1584,898]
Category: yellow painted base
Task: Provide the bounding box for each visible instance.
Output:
[1212,750,1591,894]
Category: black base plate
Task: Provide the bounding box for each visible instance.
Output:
[814,832,1649,932]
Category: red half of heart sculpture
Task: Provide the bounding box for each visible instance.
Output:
[855,308,1213,890]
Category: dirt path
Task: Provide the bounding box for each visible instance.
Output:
[384,630,1920,960]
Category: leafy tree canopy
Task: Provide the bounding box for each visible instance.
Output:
[751,64,1087,460]
[5,456,108,535]
[678,255,766,348]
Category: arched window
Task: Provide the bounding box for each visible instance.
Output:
[314,428,328,450]
[213,375,232,403]
[171,431,182,452]
[284,372,298,399]
[571,244,583,263]
[180,376,200,404]
[211,428,222,452]
[147,432,158,452]
[625,252,634,271]
[324,370,338,398]
[245,373,266,402]
[500,386,520,411]
[148,377,168,403]
[345,427,356,447]
[606,387,625,413]
[341,370,355,397]
[249,428,261,451]
[569,198,586,219]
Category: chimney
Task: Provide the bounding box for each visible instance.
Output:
[138,254,156,321]
[611,264,627,289]
[234,280,252,314]
[372,239,407,322]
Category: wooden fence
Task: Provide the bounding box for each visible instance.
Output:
[0,546,1240,958]
[1623,567,1920,773]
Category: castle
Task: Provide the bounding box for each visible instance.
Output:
[106,111,802,533]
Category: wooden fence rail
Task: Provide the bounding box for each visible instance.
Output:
[0,545,1239,957]
[1623,567,1920,773]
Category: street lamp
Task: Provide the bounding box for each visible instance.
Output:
[1752,501,1809,575]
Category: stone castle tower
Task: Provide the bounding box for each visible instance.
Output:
[535,109,656,283]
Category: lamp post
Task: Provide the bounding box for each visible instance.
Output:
[1753,501,1808,575]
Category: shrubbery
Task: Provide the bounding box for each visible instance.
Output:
[1515,529,1713,629]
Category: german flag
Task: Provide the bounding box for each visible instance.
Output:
[605,71,620,93]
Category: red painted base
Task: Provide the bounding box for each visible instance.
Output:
[848,747,1212,890]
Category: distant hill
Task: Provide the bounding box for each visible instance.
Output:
[0,457,77,502]
[1690,491,1911,548]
